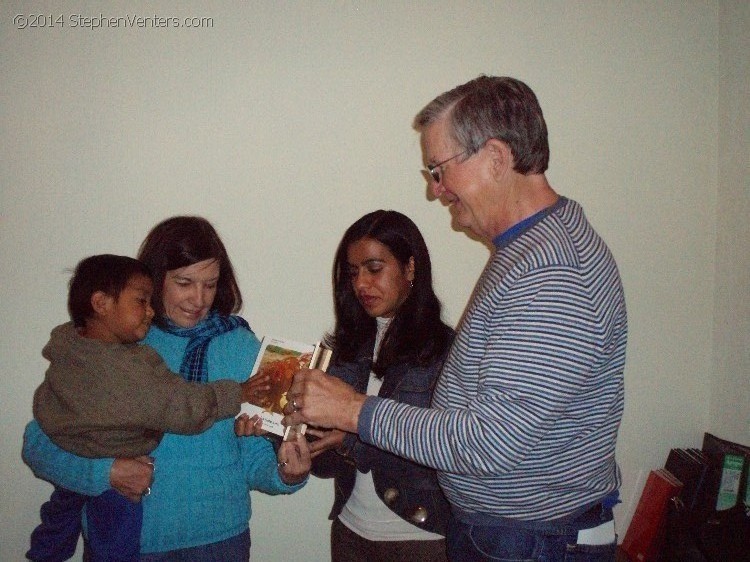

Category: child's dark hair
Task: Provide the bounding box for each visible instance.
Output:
[68,254,152,328]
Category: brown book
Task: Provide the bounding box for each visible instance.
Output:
[237,336,331,439]
[621,469,683,561]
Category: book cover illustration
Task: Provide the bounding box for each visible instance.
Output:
[238,336,331,439]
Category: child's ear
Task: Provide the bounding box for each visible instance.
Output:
[90,291,113,316]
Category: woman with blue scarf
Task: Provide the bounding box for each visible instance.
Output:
[23,216,310,561]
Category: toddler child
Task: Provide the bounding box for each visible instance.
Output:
[26,254,263,562]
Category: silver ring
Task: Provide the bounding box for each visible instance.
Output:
[147,462,154,472]
[291,398,300,411]
[277,461,287,468]
[143,487,151,496]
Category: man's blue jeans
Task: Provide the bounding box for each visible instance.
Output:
[446,505,616,562]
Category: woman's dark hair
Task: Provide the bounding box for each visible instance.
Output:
[326,210,452,375]
[68,254,152,328]
[137,216,242,326]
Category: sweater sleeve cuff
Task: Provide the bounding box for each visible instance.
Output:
[212,380,243,419]
[22,421,113,496]
[357,396,382,445]
[90,458,116,495]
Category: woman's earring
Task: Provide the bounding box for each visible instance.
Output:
[409,280,414,288]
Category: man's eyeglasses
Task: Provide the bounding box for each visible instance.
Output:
[425,151,466,184]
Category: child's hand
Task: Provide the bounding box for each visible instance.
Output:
[234,413,266,437]
[240,371,271,405]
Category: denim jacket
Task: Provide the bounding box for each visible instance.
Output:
[312,327,453,536]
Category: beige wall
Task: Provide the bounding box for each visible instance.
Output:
[1,1,746,560]
[713,1,749,445]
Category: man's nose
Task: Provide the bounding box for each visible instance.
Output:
[431,180,446,198]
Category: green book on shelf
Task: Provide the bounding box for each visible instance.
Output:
[715,453,744,511]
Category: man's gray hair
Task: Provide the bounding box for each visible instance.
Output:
[413,76,549,175]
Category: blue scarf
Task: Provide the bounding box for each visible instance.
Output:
[164,311,251,383]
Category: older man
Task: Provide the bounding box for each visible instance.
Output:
[286,76,627,561]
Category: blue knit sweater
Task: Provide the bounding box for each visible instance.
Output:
[23,321,305,553]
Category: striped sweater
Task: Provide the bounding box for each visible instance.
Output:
[359,197,627,522]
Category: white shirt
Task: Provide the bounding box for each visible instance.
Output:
[338,317,443,541]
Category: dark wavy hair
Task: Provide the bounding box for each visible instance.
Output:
[414,75,549,175]
[326,210,452,376]
[67,254,152,328]
[137,216,242,327]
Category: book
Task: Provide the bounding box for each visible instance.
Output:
[715,454,745,511]
[238,336,331,440]
[697,433,750,561]
[664,448,710,512]
[621,468,683,562]
[701,432,750,515]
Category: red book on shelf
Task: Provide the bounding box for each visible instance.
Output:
[621,469,683,562]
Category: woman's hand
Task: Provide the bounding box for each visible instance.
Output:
[234,413,266,436]
[277,433,311,485]
[240,371,271,405]
[110,456,155,502]
[306,428,345,459]
[283,368,366,433]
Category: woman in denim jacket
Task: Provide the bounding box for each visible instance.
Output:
[308,210,454,562]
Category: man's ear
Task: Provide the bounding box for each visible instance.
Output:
[485,138,513,178]
[90,291,113,316]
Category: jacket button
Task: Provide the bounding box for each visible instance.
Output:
[383,488,399,506]
[410,506,428,524]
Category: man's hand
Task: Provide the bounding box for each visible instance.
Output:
[282,368,366,433]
